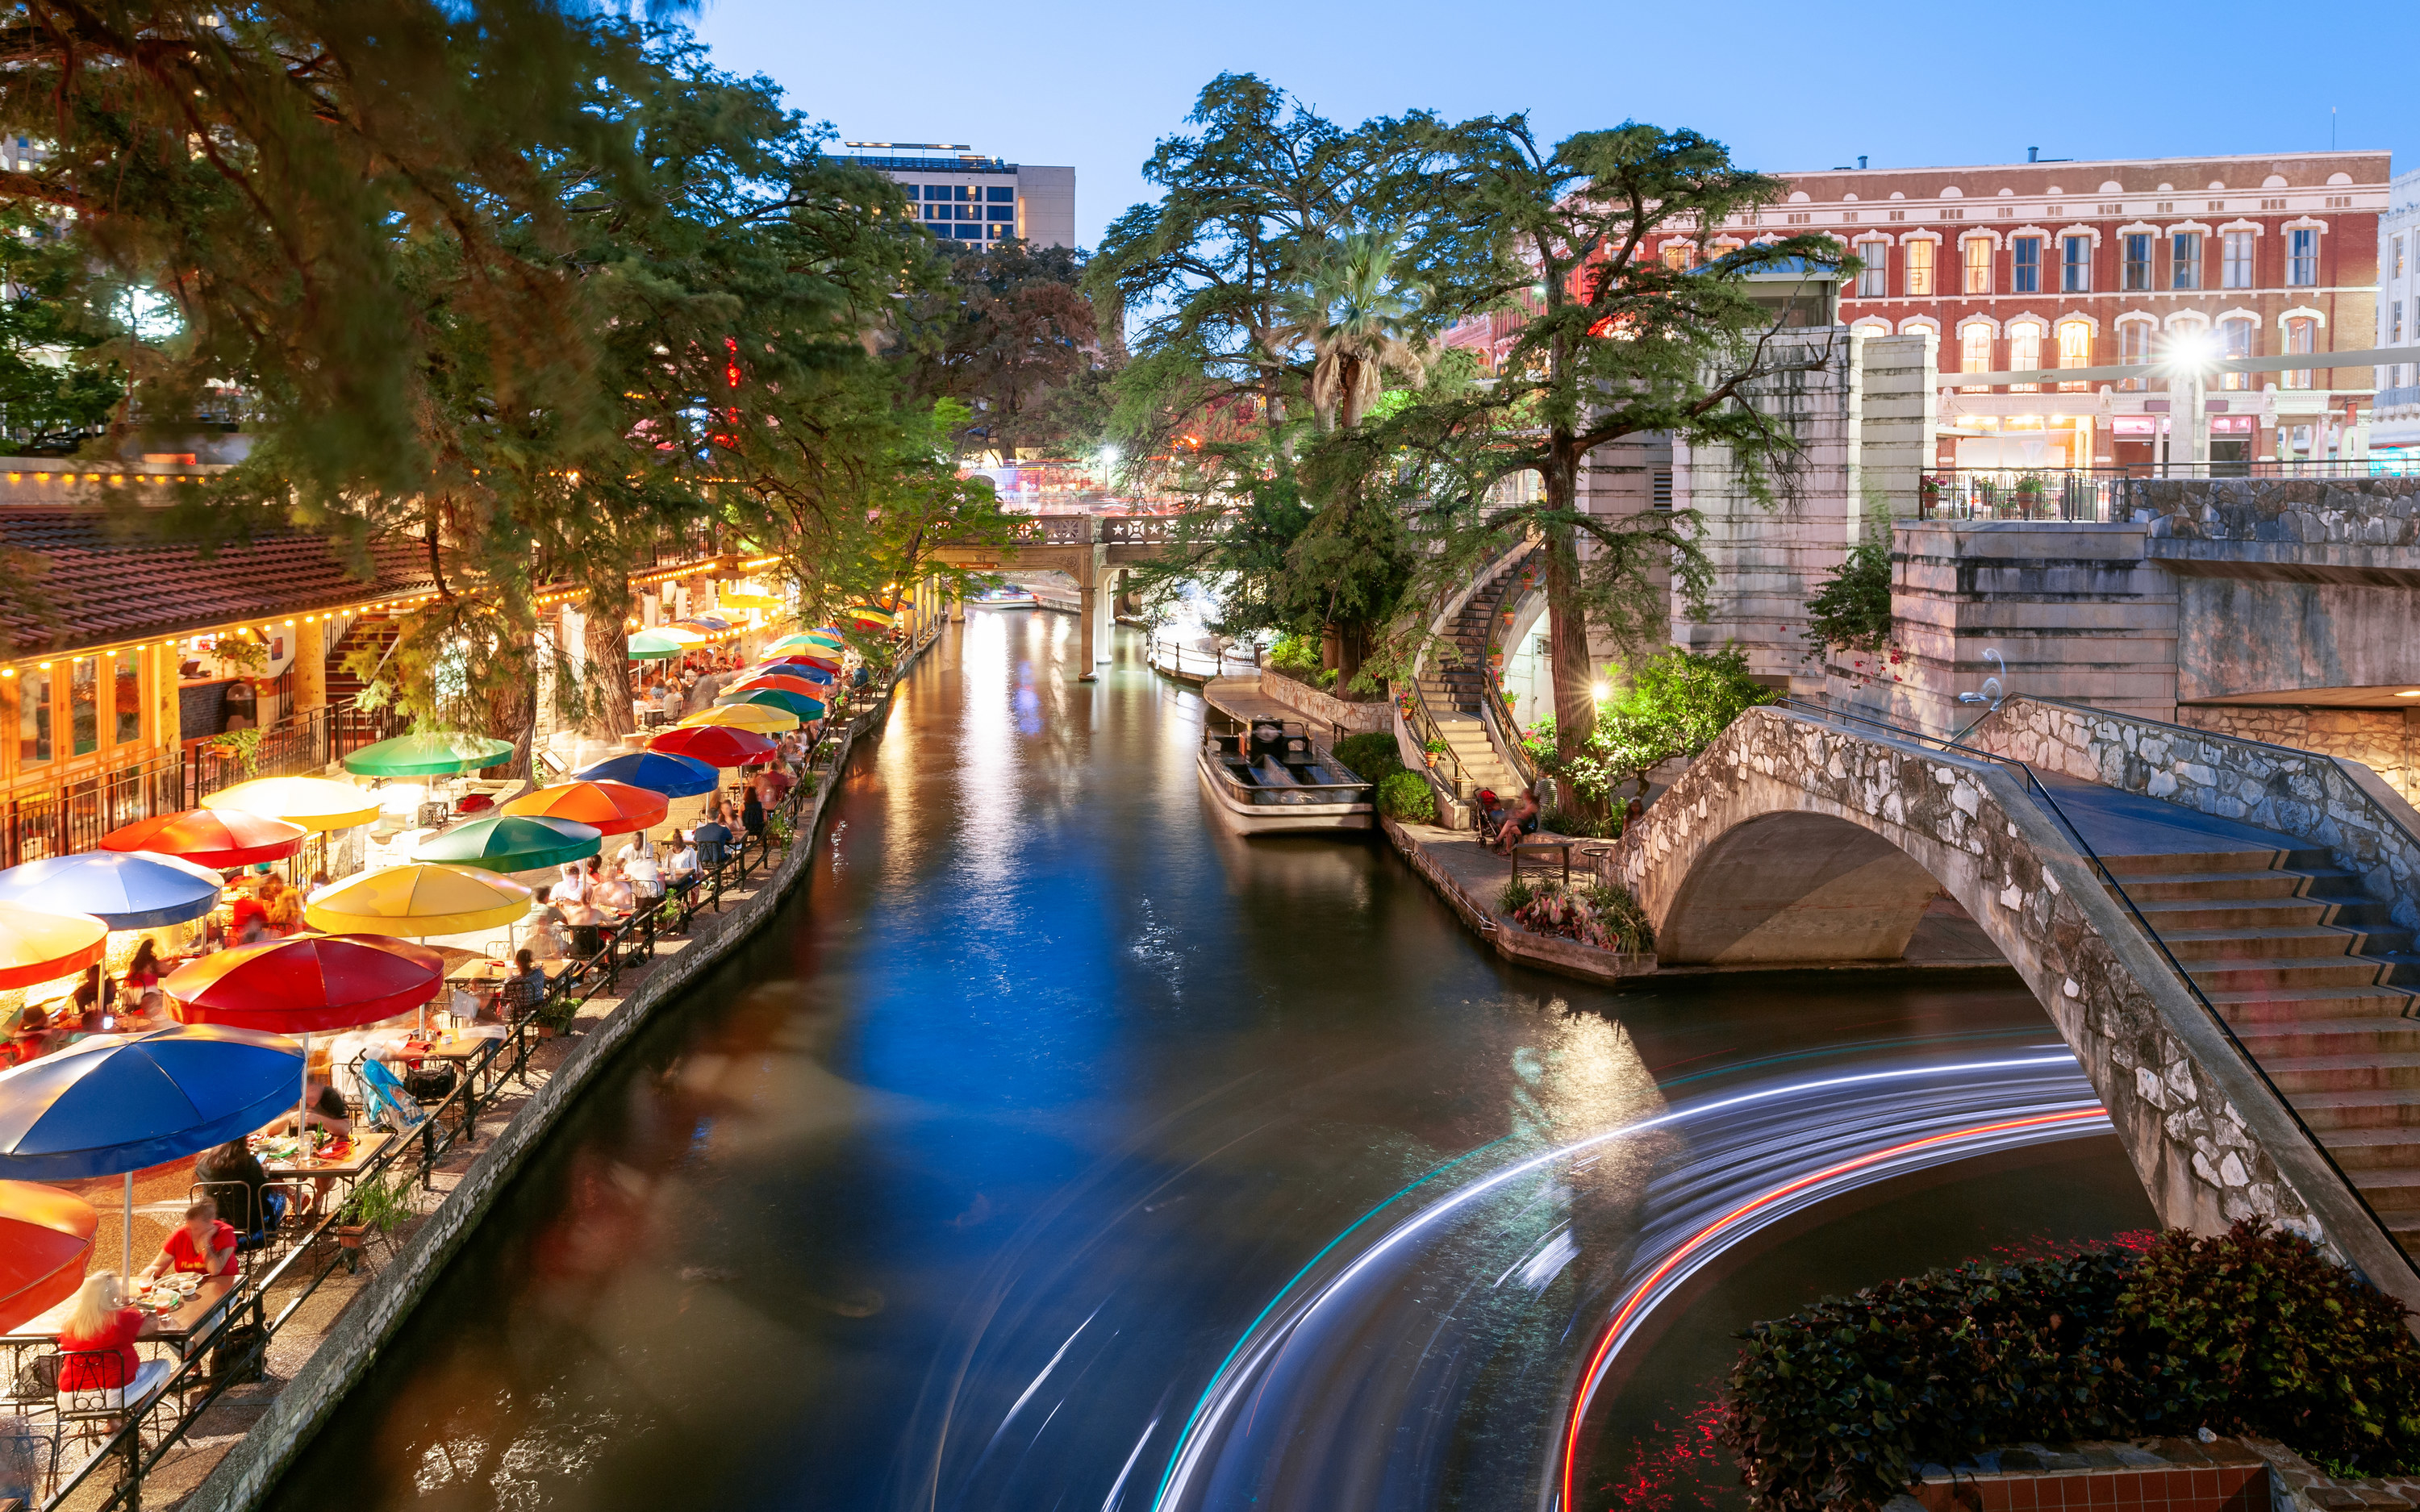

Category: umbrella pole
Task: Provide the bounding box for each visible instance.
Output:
[299,1030,311,1167]
[122,1170,133,1279]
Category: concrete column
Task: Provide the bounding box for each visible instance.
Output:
[155,643,180,752]
[949,581,965,623]
[1076,547,1111,679]
[293,618,327,713]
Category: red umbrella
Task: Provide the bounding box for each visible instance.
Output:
[728,673,824,698]
[647,724,777,768]
[0,1180,97,1332]
[163,934,446,1034]
[100,808,310,868]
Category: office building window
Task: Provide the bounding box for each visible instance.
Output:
[2393,301,2404,345]
[2123,234,2151,291]
[1854,240,1887,297]
[1963,237,1991,294]
[1904,239,1933,297]
[2118,321,2151,390]
[1959,324,1992,389]
[985,202,1014,222]
[17,664,49,764]
[2219,318,2254,391]
[985,186,1014,202]
[2061,235,2092,292]
[2057,320,2092,391]
[2011,236,2041,294]
[2396,235,2407,279]
[2170,231,2201,289]
[2284,317,2315,389]
[2008,321,2042,391]
[2222,231,2255,289]
[111,652,139,745]
[69,656,95,756]
[2287,227,2318,286]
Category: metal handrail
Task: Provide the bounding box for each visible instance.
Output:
[1776,698,2420,1282]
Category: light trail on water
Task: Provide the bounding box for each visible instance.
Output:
[1145,1051,2112,1512]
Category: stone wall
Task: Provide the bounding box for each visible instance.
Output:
[1602,705,2420,1312]
[1967,696,2420,934]
[2179,704,2420,801]
[1255,669,1393,735]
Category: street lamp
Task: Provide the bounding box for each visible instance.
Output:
[2163,331,2220,477]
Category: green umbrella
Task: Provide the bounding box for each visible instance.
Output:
[719,687,824,719]
[341,731,516,777]
[628,629,686,659]
[411,814,603,873]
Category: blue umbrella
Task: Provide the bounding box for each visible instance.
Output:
[572,750,720,799]
[0,850,223,929]
[0,1023,303,1272]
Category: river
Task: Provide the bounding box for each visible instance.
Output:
[269,610,2156,1512]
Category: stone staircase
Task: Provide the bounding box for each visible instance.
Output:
[1415,551,1533,802]
[324,614,398,705]
[2058,784,2420,1256]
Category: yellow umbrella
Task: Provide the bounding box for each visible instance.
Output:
[717,590,782,610]
[303,864,533,937]
[203,777,382,834]
[654,626,708,647]
[677,703,799,735]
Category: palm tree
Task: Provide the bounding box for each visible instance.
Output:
[1278,233,1429,431]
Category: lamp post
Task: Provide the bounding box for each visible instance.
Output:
[2160,332,2219,479]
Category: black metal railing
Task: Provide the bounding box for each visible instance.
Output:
[1771,698,2420,1285]
[1919,459,2413,523]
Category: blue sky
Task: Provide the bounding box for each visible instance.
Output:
[691,0,2416,252]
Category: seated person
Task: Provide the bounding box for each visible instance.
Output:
[140,1199,239,1282]
[624,847,662,901]
[226,878,270,946]
[194,1138,282,1235]
[665,838,699,894]
[56,1272,150,1401]
[258,875,302,937]
[498,948,549,1022]
[265,1081,352,1139]
[591,862,633,914]
[1492,788,1541,856]
[526,887,572,960]
[71,965,117,1027]
[690,814,732,868]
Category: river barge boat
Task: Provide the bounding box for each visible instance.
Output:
[1196,718,1375,834]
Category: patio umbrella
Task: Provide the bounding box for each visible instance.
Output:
[646,724,776,768]
[414,814,602,874]
[847,603,895,631]
[628,629,686,660]
[0,852,223,930]
[0,902,109,990]
[682,614,733,631]
[748,657,835,683]
[100,808,308,869]
[678,703,799,735]
[342,731,515,778]
[0,1023,303,1273]
[166,934,446,1141]
[729,672,826,697]
[719,687,824,720]
[717,589,782,610]
[0,1179,97,1331]
[305,864,534,938]
[766,633,835,653]
[570,751,720,799]
[501,781,670,837]
[205,776,382,834]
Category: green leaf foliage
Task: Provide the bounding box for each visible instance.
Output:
[1804,537,1893,654]
[1546,647,1773,804]
[1375,769,1435,821]
[1722,1221,2420,1511]
[1330,731,1404,783]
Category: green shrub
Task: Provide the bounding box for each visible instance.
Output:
[1332,731,1404,782]
[1541,806,1612,839]
[1584,881,1654,953]
[1498,874,1538,914]
[1721,1221,2420,1511]
[1269,633,1324,677]
[1498,877,1653,954]
[1375,770,1434,822]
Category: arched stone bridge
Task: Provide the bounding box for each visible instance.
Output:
[929,514,1196,678]
[1604,701,2420,1308]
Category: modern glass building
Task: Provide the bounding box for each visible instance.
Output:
[841,144,1075,251]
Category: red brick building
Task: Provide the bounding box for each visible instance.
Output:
[1757,151,2389,470]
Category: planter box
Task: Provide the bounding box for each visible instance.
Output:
[1491,915,1655,985]
[1900,1438,2270,1512]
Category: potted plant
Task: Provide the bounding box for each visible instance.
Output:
[1423,737,1448,768]
[335,1172,415,1265]
[205,726,265,773]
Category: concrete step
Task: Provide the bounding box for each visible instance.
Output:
[2208,985,2420,1019]
[2158,926,2414,961]
[2234,1018,2420,1060]
[2110,868,2366,902]
[2265,1051,2420,1095]
[2315,1125,2420,1171]
[2126,895,2400,931]
[2347,1166,2420,1215]
[2181,957,2410,993]
[2276,1085,2420,1131]
[2097,846,2337,877]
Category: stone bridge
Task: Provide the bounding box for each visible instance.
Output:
[929,514,1201,677]
[1604,698,2420,1310]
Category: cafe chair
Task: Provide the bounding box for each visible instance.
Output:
[53,1347,173,1460]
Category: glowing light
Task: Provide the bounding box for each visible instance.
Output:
[1591,681,1609,700]
[2399,690,2420,698]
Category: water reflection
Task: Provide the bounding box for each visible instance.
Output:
[272,616,2154,1512]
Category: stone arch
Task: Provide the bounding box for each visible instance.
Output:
[1654,810,1949,964]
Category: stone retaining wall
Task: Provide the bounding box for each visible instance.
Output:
[1254,669,1393,734]
[1969,697,2420,932]
[182,662,916,1512]
[1600,706,2420,1311]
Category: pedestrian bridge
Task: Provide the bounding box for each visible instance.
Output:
[1604,696,2420,1307]
[928,513,1203,677]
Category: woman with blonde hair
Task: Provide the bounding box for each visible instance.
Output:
[56,1272,150,1401]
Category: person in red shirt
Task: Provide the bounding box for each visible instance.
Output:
[224,877,269,945]
[140,1199,238,1281]
[56,1272,144,1393]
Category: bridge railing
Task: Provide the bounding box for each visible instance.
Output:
[1775,697,2420,1285]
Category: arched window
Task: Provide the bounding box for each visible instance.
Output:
[2219,319,2255,391]
[1959,325,1993,390]
[2284,317,2316,389]
[2056,321,2092,392]
[2008,321,2044,393]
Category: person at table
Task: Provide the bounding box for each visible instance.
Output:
[195,1138,282,1235]
[757,762,795,810]
[139,1198,238,1284]
[499,948,549,1023]
[592,861,633,914]
[741,785,766,846]
[691,811,732,868]
[56,1272,146,1398]
[1491,785,1540,856]
[71,964,117,1026]
[526,886,572,960]
[259,875,302,937]
[665,837,699,900]
[554,860,592,908]
[227,876,270,945]
[624,843,662,903]
[121,939,169,1002]
[266,1081,352,1140]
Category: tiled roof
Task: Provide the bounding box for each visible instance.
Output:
[0,507,436,656]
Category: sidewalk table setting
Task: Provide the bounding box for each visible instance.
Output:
[251,1127,387,1183]
[1,1273,237,1353]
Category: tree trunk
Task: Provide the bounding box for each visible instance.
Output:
[1331,621,1366,690]
[485,669,538,782]
[1541,461,1597,767]
[583,593,635,739]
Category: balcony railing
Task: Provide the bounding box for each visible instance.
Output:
[1917,458,2415,523]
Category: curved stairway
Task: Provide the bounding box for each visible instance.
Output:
[1415,554,1530,801]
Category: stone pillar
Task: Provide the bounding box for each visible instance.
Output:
[155,643,180,753]
[1076,546,1111,679]
[949,581,965,623]
[293,618,327,713]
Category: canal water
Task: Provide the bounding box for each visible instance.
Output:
[269,612,2155,1512]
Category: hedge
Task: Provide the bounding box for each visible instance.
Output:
[1375,769,1434,821]
[1721,1221,2420,1510]
[1332,731,1403,782]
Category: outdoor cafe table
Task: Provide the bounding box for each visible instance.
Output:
[2,1273,238,1355]
[255,1130,390,1185]
[444,957,574,985]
